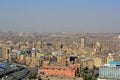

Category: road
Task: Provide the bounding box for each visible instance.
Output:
[0,63,30,80]
[5,68,30,80]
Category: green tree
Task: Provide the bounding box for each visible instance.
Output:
[82,73,92,80]
[38,76,42,80]
[77,73,81,77]
[29,72,37,79]
[81,67,93,80]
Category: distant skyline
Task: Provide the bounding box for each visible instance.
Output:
[0,0,120,32]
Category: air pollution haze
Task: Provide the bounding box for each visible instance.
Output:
[0,0,120,32]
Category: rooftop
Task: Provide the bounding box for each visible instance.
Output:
[110,61,120,65]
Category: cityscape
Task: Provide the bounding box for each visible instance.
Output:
[0,0,120,80]
[0,32,120,80]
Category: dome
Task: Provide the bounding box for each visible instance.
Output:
[17,51,21,55]
[108,53,112,56]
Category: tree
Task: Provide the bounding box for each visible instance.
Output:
[38,76,42,80]
[77,73,81,77]
[29,72,37,79]
[80,67,94,80]
[83,66,89,73]
[82,73,92,80]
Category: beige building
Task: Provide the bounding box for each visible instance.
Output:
[2,47,11,62]
[81,61,87,68]
[93,57,102,67]
[25,56,31,65]
[80,37,85,48]
[42,60,50,66]
[57,55,66,66]
[87,60,94,69]
[107,53,113,64]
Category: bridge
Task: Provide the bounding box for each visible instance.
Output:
[0,63,30,80]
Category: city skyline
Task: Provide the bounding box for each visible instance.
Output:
[0,0,120,32]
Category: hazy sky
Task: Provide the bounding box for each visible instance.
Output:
[0,0,120,32]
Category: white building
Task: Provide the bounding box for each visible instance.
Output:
[99,62,120,79]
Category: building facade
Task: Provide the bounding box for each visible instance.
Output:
[38,65,79,77]
[80,38,85,48]
[99,62,120,79]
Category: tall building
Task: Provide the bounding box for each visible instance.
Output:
[8,48,11,62]
[96,42,101,48]
[36,41,41,49]
[118,35,120,39]
[30,49,38,67]
[31,52,36,64]
[36,52,41,66]
[2,47,11,62]
[25,55,31,65]
[57,55,66,66]
[80,37,85,48]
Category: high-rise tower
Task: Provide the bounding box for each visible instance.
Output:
[80,37,85,48]
[2,47,11,62]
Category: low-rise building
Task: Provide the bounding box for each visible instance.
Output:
[99,62,120,80]
[38,64,80,77]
